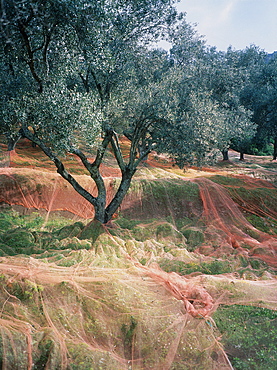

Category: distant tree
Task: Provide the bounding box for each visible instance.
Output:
[255,55,277,159]
[239,47,277,158]
[168,27,256,164]
[203,46,258,161]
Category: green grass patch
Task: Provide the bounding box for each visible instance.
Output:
[159,259,233,275]
[181,228,205,250]
[228,187,277,214]
[210,175,248,187]
[246,214,277,235]
[0,209,44,230]
[213,305,277,370]
[0,208,88,256]
[115,217,142,230]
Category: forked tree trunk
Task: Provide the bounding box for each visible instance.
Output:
[20,125,139,224]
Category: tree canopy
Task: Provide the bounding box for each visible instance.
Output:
[0,0,268,223]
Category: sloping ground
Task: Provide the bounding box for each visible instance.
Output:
[0,247,276,370]
[0,252,224,370]
[0,139,277,368]
[0,167,99,219]
[1,167,277,267]
[193,177,277,267]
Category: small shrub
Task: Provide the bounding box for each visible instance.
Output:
[0,218,13,232]
[7,280,43,301]
[1,227,35,253]
[174,216,193,230]
[181,227,204,250]
[132,224,154,242]
[115,217,141,230]
[156,223,183,241]
[249,259,262,270]
[55,221,84,240]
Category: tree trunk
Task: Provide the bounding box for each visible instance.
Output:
[138,136,149,163]
[222,150,229,161]
[94,197,107,224]
[20,125,138,224]
[6,132,22,151]
[239,151,244,161]
[104,168,135,223]
[273,137,277,160]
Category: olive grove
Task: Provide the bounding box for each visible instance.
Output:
[0,0,259,223]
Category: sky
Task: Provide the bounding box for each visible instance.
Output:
[175,0,277,53]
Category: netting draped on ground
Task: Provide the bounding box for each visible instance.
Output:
[0,168,117,219]
[4,250,276,369]
[1,168,277,266]
[193,177,277,267]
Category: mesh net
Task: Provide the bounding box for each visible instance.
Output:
[193,177,277,267]
[0,140,277,368]
[0,168,114,219]
[1,249,276,370]
[1,166,277,266]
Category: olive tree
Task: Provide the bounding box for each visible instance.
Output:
[1,1,257,224]
[165,23,256,165]
[240,50,277,159]
[0,0,180,223]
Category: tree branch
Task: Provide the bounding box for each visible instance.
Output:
[90,69,104,105]
[93,128,114,168]
[79,69,90,93]
[19,126,97,206]
[42,23,57,73]
[110,133,126,172]
[18,20,43,93]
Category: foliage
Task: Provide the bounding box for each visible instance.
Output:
[240,50,277,159]
[159,259,234,275]
[149,41,257,166]
[115,217,142,230]
[180,227,205,250]
[55,222,84,240]
[213,305,277,369]
[0,1,262,222]
[0,208,85,255]
[0,0,181,223]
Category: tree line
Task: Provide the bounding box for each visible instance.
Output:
[0,0,276,223]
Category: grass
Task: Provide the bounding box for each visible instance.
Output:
[0,208,84,256]
[210,175,248,187]
[0,209,44,230]
[114,217,142,230]
[213,305,277,370]
[159,258,234,275]
[0,159,277,368]
[159,255,277,278]
[246,214,272,234]
[0,213,275,369]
